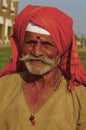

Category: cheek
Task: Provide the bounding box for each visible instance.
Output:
[22,45,32,55]
[45,48,58,59]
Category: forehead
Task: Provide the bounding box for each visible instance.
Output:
[24,31,53,40]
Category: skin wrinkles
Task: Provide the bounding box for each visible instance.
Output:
[22,31,59,75]
[22,31,58,57]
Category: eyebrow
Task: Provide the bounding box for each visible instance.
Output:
[24,32,54,43]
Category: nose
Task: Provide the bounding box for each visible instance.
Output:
[31,40,44,57]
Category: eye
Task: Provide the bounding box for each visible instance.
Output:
[42,41,54,47]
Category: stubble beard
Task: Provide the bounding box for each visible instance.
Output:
[25,62,56,75]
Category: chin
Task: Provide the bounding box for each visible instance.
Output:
[25,62,55,75]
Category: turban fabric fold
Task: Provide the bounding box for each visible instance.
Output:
[0,5,86,90]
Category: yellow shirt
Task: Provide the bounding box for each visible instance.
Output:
[0,72,86,130]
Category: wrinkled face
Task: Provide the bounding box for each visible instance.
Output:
[22,31,58,75]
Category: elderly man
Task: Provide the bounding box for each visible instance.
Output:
[0,5,86,130]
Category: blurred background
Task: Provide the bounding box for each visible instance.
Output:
[0,0,86,71]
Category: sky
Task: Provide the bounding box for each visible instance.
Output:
[18,0,86,36]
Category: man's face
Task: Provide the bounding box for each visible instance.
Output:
[22,31,58,75]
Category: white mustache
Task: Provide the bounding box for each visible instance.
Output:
[20,54,58,66]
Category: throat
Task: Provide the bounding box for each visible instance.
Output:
[24,82,55,114]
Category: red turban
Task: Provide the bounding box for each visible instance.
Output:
[0,5,86,90]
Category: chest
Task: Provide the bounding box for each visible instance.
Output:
[0,90,79,130]
[23,85,55,114]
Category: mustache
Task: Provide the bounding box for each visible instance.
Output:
[19,54,58,65]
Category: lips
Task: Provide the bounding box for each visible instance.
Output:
[29,60,45,65]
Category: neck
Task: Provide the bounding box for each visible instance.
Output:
[25,66,59,89]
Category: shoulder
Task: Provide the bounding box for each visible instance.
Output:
[75,85,86,106]
[63,75,86,110]
[0,73,22,85]
[71,85,86,115]
[73,85,86,101]
[0,72,24,95]
[0,71,26,89]
[0,72,23,114]
[73,86,86,123]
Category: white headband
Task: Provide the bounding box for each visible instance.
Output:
[26,22,50,35]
